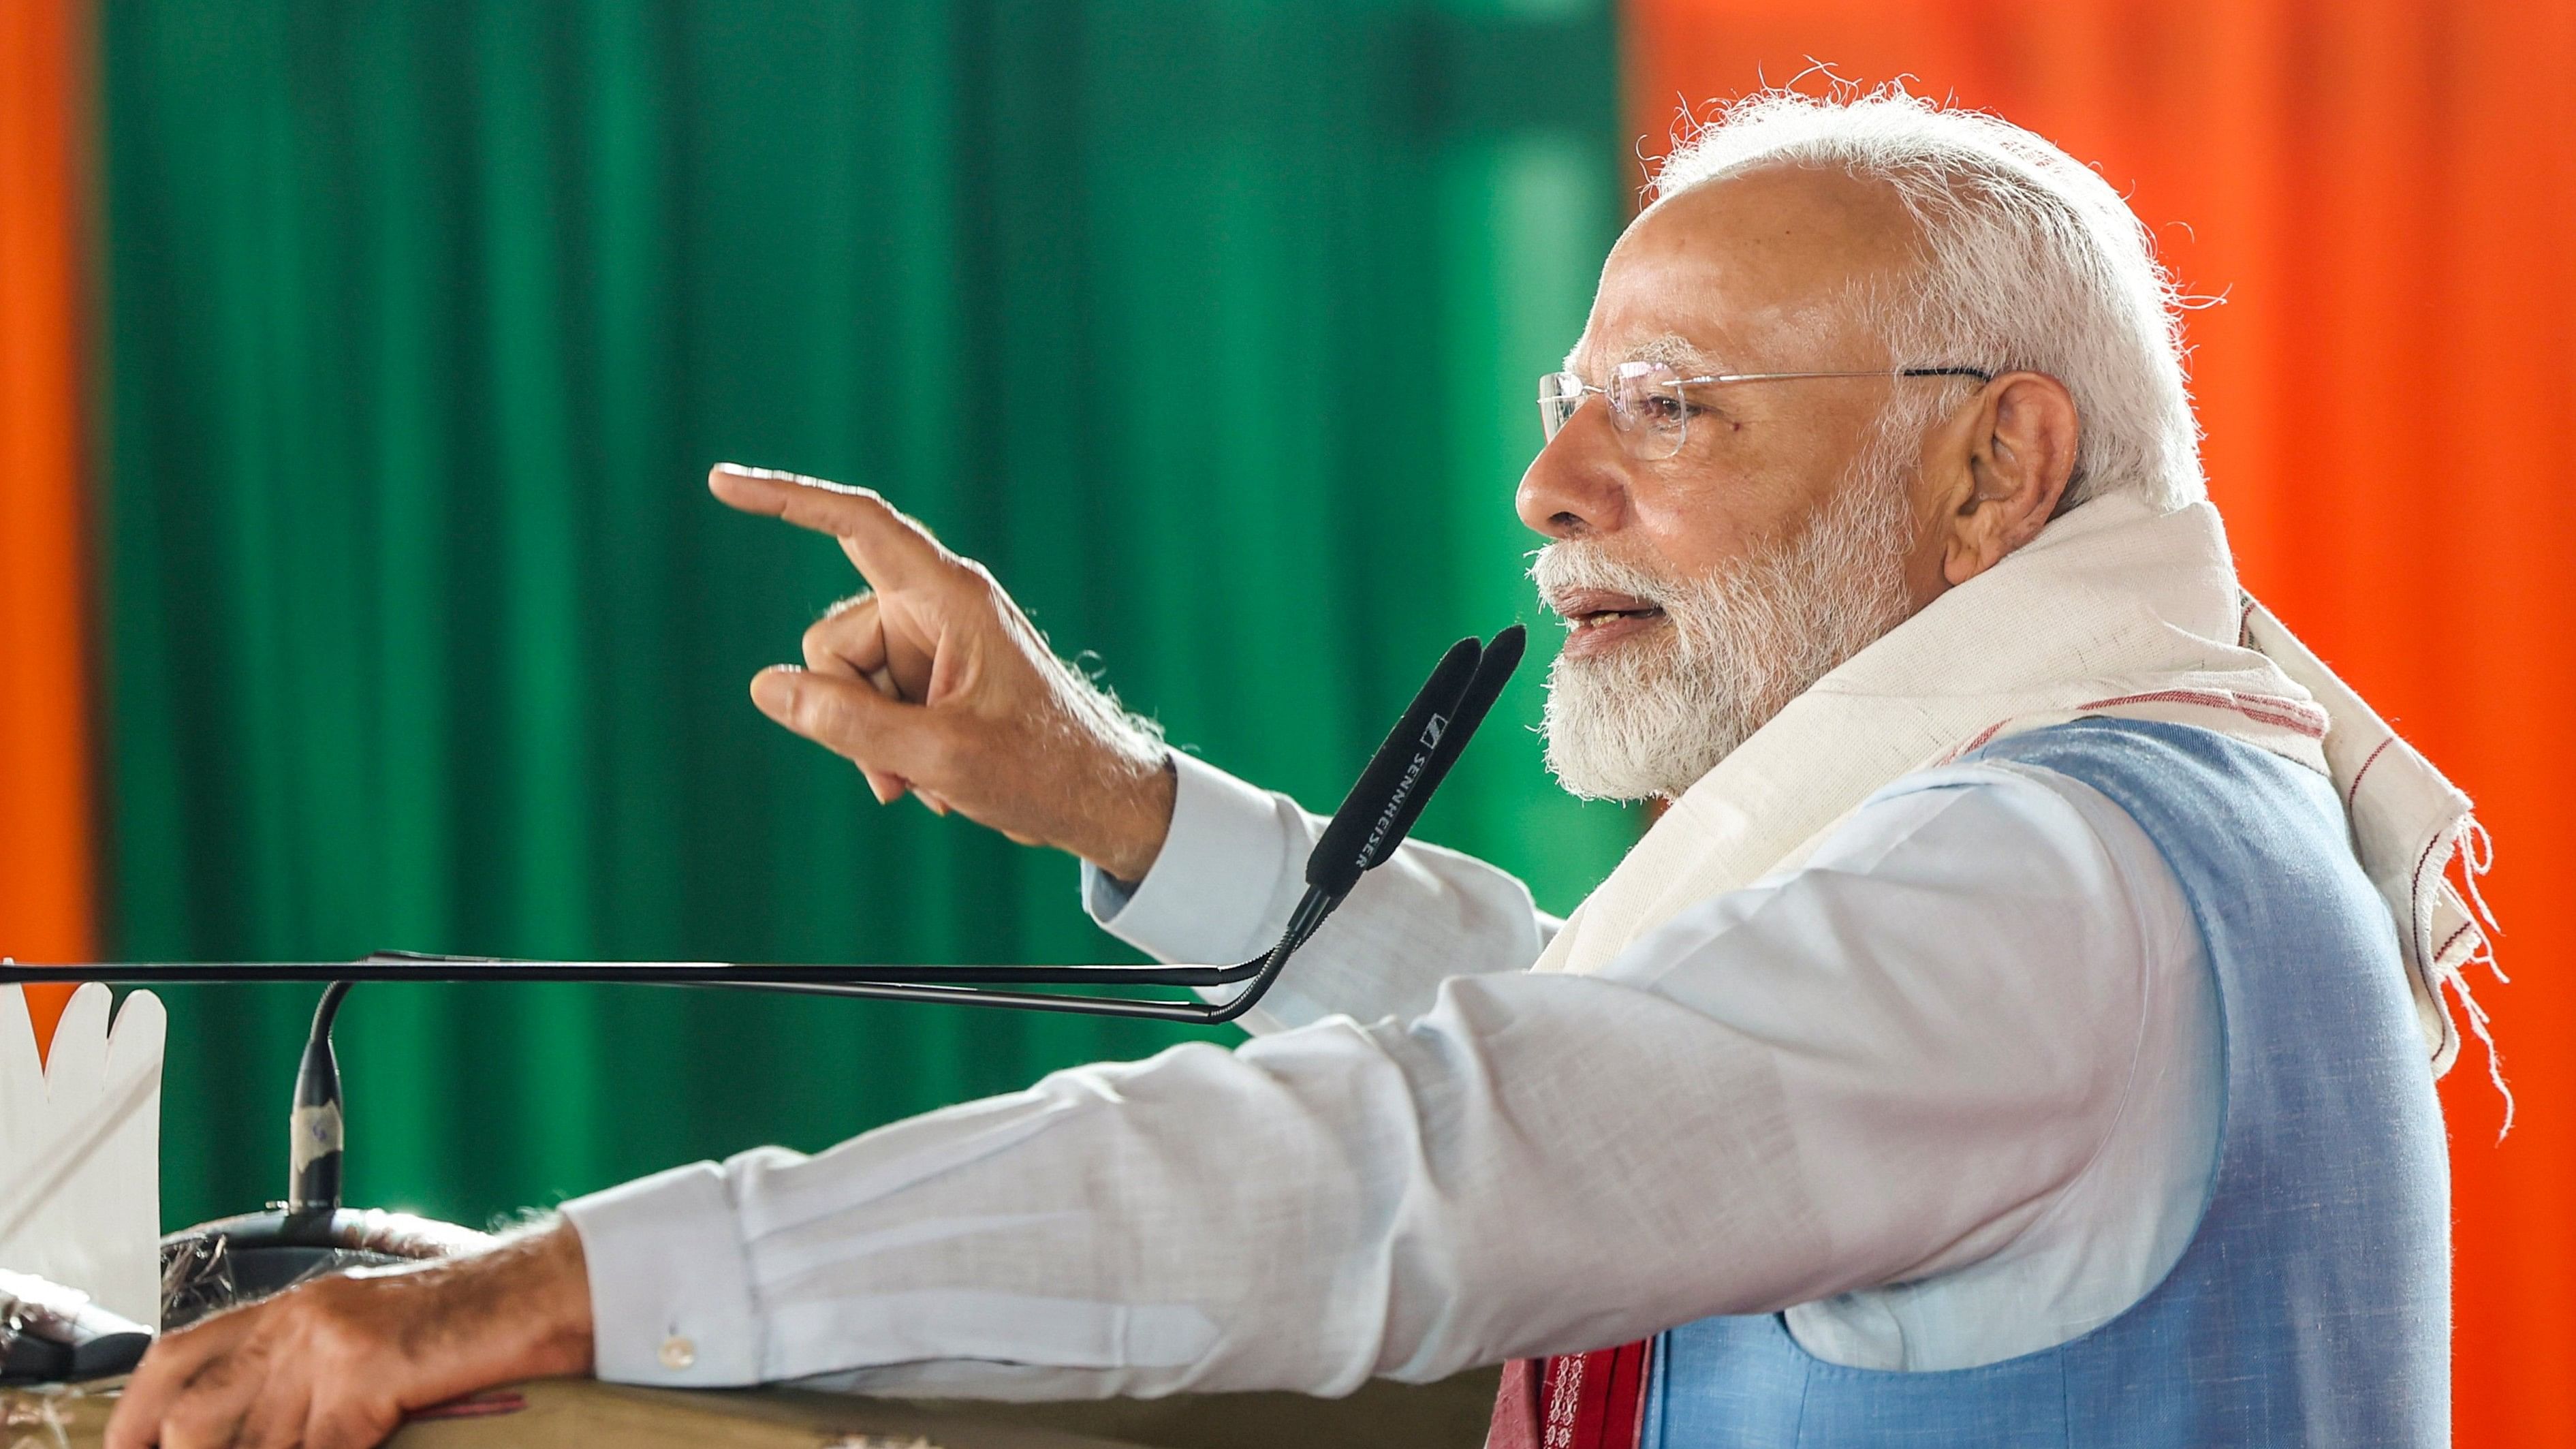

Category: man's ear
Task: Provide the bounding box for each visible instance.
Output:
[1942,371,2079,587]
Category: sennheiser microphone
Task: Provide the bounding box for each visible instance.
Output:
[1305,638,1484,899]
[1345,624,1524,888]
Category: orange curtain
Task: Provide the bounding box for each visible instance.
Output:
[1627,2,2576,1440]
[0,0,93,1058]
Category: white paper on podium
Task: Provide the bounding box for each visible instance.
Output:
[0,982,164,1328]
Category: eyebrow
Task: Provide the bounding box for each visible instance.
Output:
[1565,332,1723,378]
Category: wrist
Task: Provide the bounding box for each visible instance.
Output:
[512,1221,597,1376]
[398,1220,593,1380]
[1090,745,1177,885]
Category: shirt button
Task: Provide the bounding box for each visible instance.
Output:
[659,1336,697,1371]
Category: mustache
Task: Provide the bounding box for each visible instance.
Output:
[1528,541,1676,612]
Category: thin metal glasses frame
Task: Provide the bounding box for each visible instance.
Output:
[1539,362,1996,459]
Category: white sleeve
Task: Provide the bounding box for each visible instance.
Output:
[561,762,2192,1399]
[1078,751,1559,1031]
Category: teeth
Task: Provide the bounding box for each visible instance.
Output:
[1560,605,1661,629]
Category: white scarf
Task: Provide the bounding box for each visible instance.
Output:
[1532,492,2498,1082]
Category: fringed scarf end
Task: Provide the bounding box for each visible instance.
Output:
[2432,816,2511,1138]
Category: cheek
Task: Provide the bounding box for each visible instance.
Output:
[1624,445,1823,575]
[1618,479,1754,578]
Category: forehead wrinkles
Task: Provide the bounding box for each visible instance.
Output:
[1570,271,1891,380]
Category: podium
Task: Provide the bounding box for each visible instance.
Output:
[1,1368,1501,1448]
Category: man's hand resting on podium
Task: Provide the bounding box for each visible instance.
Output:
[104,1223,592,1449]
[710,463,1178,884]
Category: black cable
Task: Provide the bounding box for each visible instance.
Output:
[4,629,1524,1027]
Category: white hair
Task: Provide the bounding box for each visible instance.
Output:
[1648,86,2205,511]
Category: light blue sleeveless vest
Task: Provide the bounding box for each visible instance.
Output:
[1642,718,2449,1448]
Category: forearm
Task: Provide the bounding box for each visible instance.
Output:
[570,978,1773,1397]
[789,977,1855,1395]
[400,1221,596,1380]
[562,976,2106,1399]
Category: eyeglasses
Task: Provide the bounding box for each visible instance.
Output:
[1538,360,1995,460]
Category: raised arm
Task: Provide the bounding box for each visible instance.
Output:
[719,463,1557,1025]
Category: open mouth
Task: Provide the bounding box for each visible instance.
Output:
[1550,589,1670,656]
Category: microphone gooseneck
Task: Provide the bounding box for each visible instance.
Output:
[285,981,351,1215]
[1,627,1527,1028]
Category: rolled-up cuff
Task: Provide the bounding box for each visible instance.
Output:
[561,1161,766,1386]
[1080,750,1297,964]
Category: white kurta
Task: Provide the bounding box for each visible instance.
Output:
[563,747,2216,1397]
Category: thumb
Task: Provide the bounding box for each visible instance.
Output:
[750,666,939,785]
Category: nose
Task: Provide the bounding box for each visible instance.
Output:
[1515,397,1629,540]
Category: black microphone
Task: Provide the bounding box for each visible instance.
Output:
[1304,636,1487,899]
[1344,624,1524,895]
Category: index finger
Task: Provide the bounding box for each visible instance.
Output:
[708,464,950,591]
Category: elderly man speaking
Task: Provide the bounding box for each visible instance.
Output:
[110,90,2489,1449]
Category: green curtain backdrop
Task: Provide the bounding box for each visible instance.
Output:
[95,0,1627,1232]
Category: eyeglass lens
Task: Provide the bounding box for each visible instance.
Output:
[1535,362,1689,460]
[1537,372,1584,442]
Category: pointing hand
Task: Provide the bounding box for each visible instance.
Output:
[709,465,1176,882]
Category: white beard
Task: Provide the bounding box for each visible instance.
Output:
[1535,469,1918,803]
